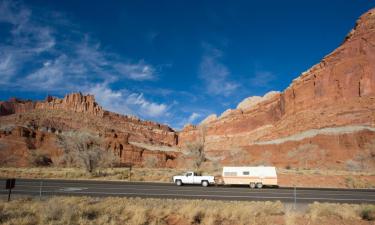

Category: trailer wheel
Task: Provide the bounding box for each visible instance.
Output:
[249,182,256,189]
[256,182,263,189]
[202,180,209,187]
[176,180,182,186]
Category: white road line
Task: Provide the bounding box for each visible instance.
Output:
[6,190,375,202]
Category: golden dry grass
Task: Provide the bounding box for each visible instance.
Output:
[0,167,186,182]
[0,196,374,225]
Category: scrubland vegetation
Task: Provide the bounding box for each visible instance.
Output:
[0,196,374,225]
[0,167,185,182]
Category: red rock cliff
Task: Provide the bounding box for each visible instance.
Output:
[178,8,375,170]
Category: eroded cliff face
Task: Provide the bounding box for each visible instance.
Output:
[178,8,375,170]
[0,93,180,167]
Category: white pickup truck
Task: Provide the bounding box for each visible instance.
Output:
[172,171,215,187]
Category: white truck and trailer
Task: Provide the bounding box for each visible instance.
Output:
[173,166,278,188]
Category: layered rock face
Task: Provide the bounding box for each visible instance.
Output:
[0,93,179,167]
[179,9,375,170]
[0,93,103,116]
[0,92,177,146]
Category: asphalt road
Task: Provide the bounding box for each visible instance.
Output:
[1,179,375,204]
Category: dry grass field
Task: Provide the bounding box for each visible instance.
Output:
[0,167,184,182]
[0,196,374,225]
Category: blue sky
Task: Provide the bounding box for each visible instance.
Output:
[0,0,374,129]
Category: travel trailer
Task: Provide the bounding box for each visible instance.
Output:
[222,166,278,188]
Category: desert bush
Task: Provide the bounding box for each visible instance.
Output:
[28,150,52,167]
[183,141,206,169]
[287,144,326,169]
[57,131,118,173]
[351,140,375,172]
[0,124,15,132]
[143,155,159,168]
[360,205,375,221]
[344,176,372,188]
[307,202,359,220]
[307,202,375,222]
[346,159,362,172]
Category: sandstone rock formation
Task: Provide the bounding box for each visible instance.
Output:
[237,91,280,111]
[0,93,179,168]
[178,8,375,171]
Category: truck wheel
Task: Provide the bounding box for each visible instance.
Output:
[202,180,209,187]
[176,180,182,186]
[256,183,263,189]
[249,182,256,189]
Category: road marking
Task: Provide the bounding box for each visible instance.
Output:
[58,187,88,192]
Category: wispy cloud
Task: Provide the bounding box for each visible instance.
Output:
[87,84,168,119]
[114,60,156,81]
[199,44,239,96]
[187,112,201,124]
[0,0,168,120]
[126,93,168,118]
[0,0,55,81]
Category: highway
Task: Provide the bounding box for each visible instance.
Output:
[1,179,375,204]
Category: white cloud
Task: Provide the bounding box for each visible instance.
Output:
[0,0,158,88]
[114,60,156,81]
[126,93,168,118]
[0,0,29,25]
[187,112,201,124]
[86,84,133,116]
[0,0,55,82]
[0,0,170,121]
[0,54,16,82]
[86,84,168,119]
[199,44,239,96]
[24,55,66,89]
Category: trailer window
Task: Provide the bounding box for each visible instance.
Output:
[224,172,237,176]
[243,171,250,175]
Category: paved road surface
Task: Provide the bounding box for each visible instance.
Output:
[1,179,374,204]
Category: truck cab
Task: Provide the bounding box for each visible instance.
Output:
[172,171,215,187]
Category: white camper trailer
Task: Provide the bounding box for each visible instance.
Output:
[222,166,278,188]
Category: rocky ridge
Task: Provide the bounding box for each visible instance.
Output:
[0,93,180,168]
[178,8,375,170]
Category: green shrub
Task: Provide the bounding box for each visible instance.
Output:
[360,205,375,221]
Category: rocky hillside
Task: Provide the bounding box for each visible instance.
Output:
[0,93,180,168]
[179,8,375,171]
